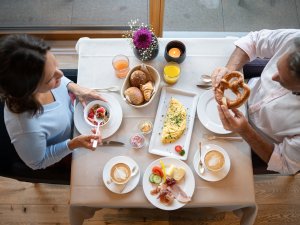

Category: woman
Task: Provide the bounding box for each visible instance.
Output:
[0,34,104,170]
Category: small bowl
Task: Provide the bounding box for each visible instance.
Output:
[164,40,186,64]
[84,100,111,127]
[138,120,153,134]
[121,64,161,108]
[129,133,146,149]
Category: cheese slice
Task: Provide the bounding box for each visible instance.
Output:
[173,167,186,181]
[161,97,187,144]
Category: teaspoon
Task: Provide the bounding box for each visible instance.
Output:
[198,142,205,174]
[200,74,212,83]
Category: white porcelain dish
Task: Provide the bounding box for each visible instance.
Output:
[197,90,246,134]
[74,93,122,139]
[121,64,161,108]
[83,100,111,127]
[142,157,195,210]
[193,144,231,182]
[148,87,199,160]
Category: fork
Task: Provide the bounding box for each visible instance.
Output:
[93,86,120,92]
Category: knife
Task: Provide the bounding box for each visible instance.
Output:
[100,141,125,146]
[196,84,212,89]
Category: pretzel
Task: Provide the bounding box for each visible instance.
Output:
[215,71,250,109]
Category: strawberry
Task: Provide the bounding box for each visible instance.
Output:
[175,145,182,153]
[175,145,185,156]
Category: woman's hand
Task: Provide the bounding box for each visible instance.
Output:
[217,105,250,134]
[68,134,102,151]
[211,67,230,88]
[68,83,106,107]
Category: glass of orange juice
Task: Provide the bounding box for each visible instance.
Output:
[112,55,130,78]
[163,62,181,84]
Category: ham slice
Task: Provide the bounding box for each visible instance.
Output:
[168,184,191,203]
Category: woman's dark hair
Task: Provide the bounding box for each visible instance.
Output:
[0,34,50,115]
[289,37,300,78]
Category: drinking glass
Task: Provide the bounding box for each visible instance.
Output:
[112,55,130,78]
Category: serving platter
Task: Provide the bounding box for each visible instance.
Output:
[148,87,198,160]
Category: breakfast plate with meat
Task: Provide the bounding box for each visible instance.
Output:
[142,157,195,210]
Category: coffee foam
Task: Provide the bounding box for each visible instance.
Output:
[204,150,225,171]
[111,163,130,184]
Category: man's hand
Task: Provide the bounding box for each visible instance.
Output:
[217,105,250,134]
[211,67,230,88]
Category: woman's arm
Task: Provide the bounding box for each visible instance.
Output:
[67,82,106,107]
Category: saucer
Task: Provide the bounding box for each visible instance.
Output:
[74,93,122,139]
[103,156,140,194]
[193,144,230,182]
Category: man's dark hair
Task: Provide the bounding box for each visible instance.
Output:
[0,34,50,115]
[289,37,300,77]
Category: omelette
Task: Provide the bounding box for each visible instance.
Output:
[161,98,187,144]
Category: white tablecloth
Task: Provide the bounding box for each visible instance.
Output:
[69,38,257,225]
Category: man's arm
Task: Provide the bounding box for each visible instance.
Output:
[211,46,250,86]
[218,105,274,163]
[225,46,250,71]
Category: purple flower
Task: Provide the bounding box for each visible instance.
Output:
[133,28,153,49]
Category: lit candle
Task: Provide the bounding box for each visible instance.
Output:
[168,48,181,58]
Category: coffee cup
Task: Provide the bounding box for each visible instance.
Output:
[110,163,131,185]
[204,150,225,172]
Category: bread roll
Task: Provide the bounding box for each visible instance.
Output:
[124,87,144,105]
[130,70,148,87]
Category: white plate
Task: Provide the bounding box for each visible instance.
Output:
[148,87,199,160]
[74,93,122,139]
[197,90,246,134]
[103,156,140,194]
[193,144,230,182]
[143,157,195,210]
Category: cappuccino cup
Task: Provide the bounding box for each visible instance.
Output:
[110,163,131,185]
[204,150,225,172]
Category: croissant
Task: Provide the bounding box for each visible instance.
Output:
[140,81,154,101]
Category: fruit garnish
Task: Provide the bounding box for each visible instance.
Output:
[165,177,176,186]
[175,145,185,156]
[175,145,182,153]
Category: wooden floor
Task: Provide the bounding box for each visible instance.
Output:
[0,174,299,225]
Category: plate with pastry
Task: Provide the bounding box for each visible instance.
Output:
[197,89,246,134]
[143,157,195,210]
[148,87,198,160]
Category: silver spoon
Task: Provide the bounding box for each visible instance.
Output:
[198,142,205,174]
[92,116,104,148]
[201,74,212,83]
[119,166,138,193]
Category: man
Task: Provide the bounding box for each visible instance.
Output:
[212,29,300,175]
